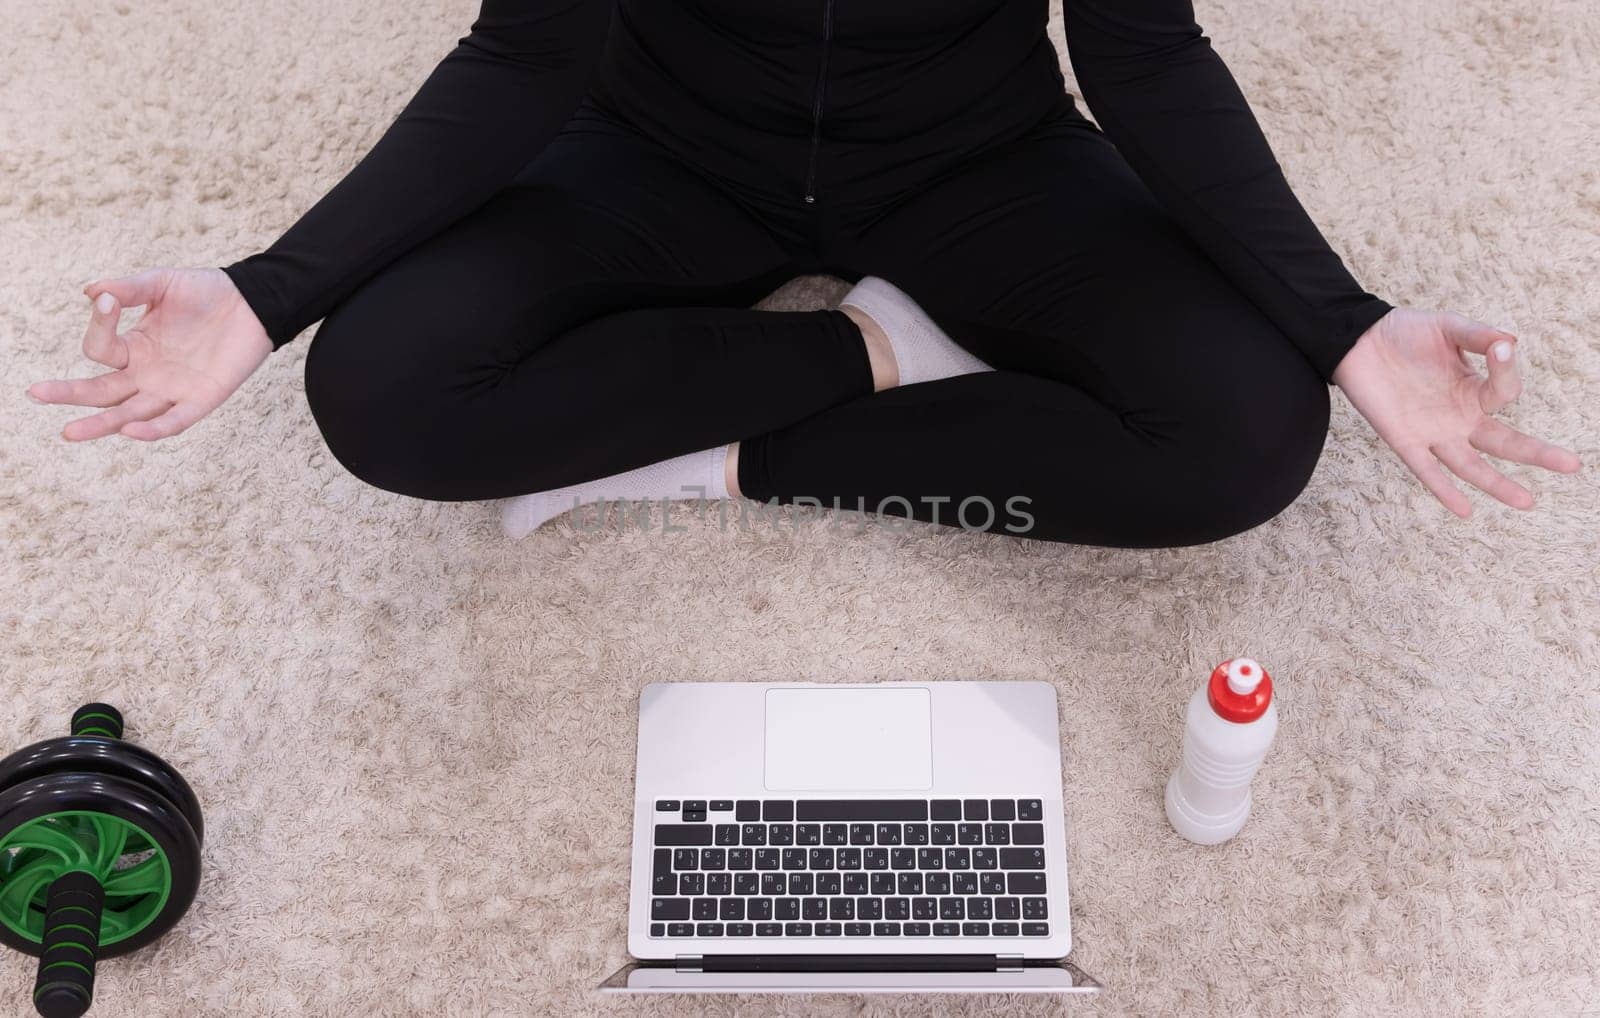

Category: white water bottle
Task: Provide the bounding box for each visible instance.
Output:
[1165,657,1278,845]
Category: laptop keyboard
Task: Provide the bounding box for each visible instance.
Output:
[647,798,1053,940]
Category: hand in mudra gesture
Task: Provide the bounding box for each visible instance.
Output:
[1333,308,1581,517]
[28,268,271,441]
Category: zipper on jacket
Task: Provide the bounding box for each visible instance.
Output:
[803,0,835,204]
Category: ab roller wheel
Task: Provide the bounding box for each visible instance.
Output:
[0,704,203,1018]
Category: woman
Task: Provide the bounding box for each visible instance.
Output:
[26,1,1579,545]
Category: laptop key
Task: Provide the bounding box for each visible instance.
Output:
[857,897,883,920]
[1012,823,1045,845]
[999,848,1045,870]
[904,824,930,845]
[776,898,800,920]
[913,897,938,919]
[710,800,734,812]
[763,801,794,822]
[945,849,970,869]
[917,848,943,869]
[756,923,782,937]
[980,873,1006,895]
[932,824,957,846]
[797,824,822,845]
[761,873,785,895]
[809,848,835,870]
[990,799,1017,822]
[673,849,698,870]
[962,922,990,937]
[993,922,1020,937]
[898,873,923,895]
[996,897,1020,920]
[652,899,690,921]
[823,824,849,845]
[684,800,707,813]
[933,922,961,936]
[728,849,752,870]
[755,849,781,870]
[845,923,871,936]
[957,824,983,845]
[655,824,713,846]
[874,922,900,936]
[727,922,753,937]
[742,824,767,846]
[734,873,759,895]
[653,872,676,894]
[720,899,745,920]
[803,897,828,920]
[736,800,761,822]
[668,923,695,937]
[1022,922,1050,936]
[830,897,855,920]
[904,922,932,936]
[885,897,911,920]
[837,848,862,870]
[844,873,869,895]
[696,922,724,936]
[985,824,1010,845]
[939,898,965,920]
[816,873,842,895]
[768,824,795,846]
[1023,897,1048,919]
[655,800,681,812]
[931,800,962,821]
[864,849,888,870]
[876,824,903,845]
[849,823,875,845]
[714,825,740,847]
[683,809,706,823]
[1008,872,1048,895]
[973,848,998,870]
[707,874,731,896]
[925,873,952,895]
[968,897,993,920]
[870,873,896,895]
[678,873,704,895]
[700,849,725,870]
[963,799,989,821]
[1018,800,1044,821]
[693,898,718,920]
[952,872,978,895]
[748,898,773,920]
[784,923,812,936]
[782,849,808,870]
[816,923,842,937]
[890,848,916,870]
[650,923,665,937]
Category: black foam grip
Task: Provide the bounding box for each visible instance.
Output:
[32,872,102,1018]
[70,703,124,741]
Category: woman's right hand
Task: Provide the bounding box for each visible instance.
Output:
[27,268,272,441]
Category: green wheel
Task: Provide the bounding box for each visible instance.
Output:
[0,738,204,845]
[0,773,201,960]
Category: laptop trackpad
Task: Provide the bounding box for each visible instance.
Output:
[764,688,934,791]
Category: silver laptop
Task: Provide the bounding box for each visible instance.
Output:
[600,681,1101,994]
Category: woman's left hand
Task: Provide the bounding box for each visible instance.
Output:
[1332,308,1581,517]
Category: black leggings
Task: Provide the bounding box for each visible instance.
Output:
[305,102,1330,547]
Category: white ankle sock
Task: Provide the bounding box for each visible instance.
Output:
[840,276,992,387]
[500,444,730,538]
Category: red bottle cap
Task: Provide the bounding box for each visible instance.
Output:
[1207,658,1273,723]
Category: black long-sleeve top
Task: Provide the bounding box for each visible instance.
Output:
[224,0,1392,381]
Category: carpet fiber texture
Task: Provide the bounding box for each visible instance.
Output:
[3,1,1597,1015]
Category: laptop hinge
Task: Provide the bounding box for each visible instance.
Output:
[996,953,1025,973]
[696,954,1004,973]
[674,955,704,973]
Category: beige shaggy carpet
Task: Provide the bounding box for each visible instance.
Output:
[3,0,1598,1015]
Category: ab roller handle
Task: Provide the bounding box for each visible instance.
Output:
[32,873,104,1018]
